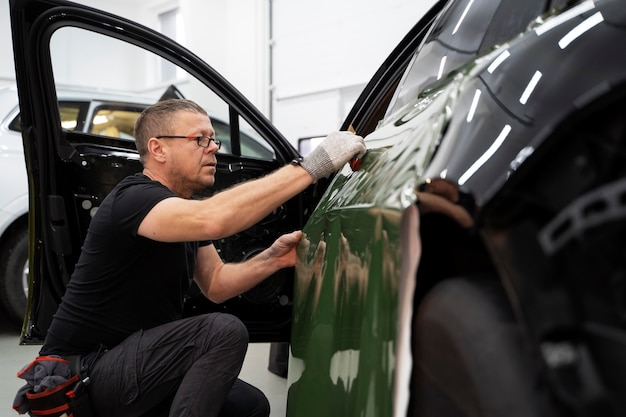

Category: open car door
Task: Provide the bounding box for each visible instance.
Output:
[9,0,321,344]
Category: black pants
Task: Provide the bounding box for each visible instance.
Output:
[87,313,270,417]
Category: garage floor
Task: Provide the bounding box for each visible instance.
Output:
[0,315,288,417]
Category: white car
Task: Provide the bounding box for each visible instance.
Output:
[0,85,154,325]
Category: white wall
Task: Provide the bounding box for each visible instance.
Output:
[270,0,437,143]
[180,0,270,116]
[1,0,436,146]
[0,0,267,108]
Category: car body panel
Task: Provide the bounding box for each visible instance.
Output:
[286,66,462,417]
[287,0,626,415]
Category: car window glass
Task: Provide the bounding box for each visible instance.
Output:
[58,103,82,132]
[10,101,88,133]
[49,26,275,160]
[89,106,145,140]
[239,117,275,160]
[210,116,275,160]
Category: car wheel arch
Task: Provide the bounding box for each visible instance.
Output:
[0,214,29,326]
[410,274,546,417]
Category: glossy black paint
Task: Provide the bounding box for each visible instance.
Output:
[415,0,626,413]
[344,0,626,414]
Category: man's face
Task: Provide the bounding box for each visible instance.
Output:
[163,111,219,196]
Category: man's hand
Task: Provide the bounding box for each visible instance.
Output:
[266,230,303,269]
[196,230,303,303]
[301,131,366,182]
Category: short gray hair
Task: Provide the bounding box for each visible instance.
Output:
[134,99,208,164]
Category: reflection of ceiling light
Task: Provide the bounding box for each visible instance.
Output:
[535,0,595,36]
[559,12,603,49]
[437,56,448,80]
[93,115,109,125]
[452,0,475,35]
[520,70,542,104]
[459,124,511,185]
[61,120,77,129]
[488,50,510,73]
[466,89,481,122]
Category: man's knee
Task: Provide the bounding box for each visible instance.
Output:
[204,313,249,348]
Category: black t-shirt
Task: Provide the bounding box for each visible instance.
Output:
[41,173,205,355]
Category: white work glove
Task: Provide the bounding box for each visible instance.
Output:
[300,131,366,182]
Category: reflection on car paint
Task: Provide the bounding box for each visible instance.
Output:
[290,161,414,415]
[291,193,421,415]
[291,187,405,415]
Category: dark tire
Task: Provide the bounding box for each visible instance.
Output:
[0,224,29,327]
[411,276,545,417]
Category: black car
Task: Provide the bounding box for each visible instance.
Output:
[9,0,626,415]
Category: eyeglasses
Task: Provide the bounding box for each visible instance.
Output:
[155,135,222,149]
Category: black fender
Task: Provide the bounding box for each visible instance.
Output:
[424,0,626,207]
